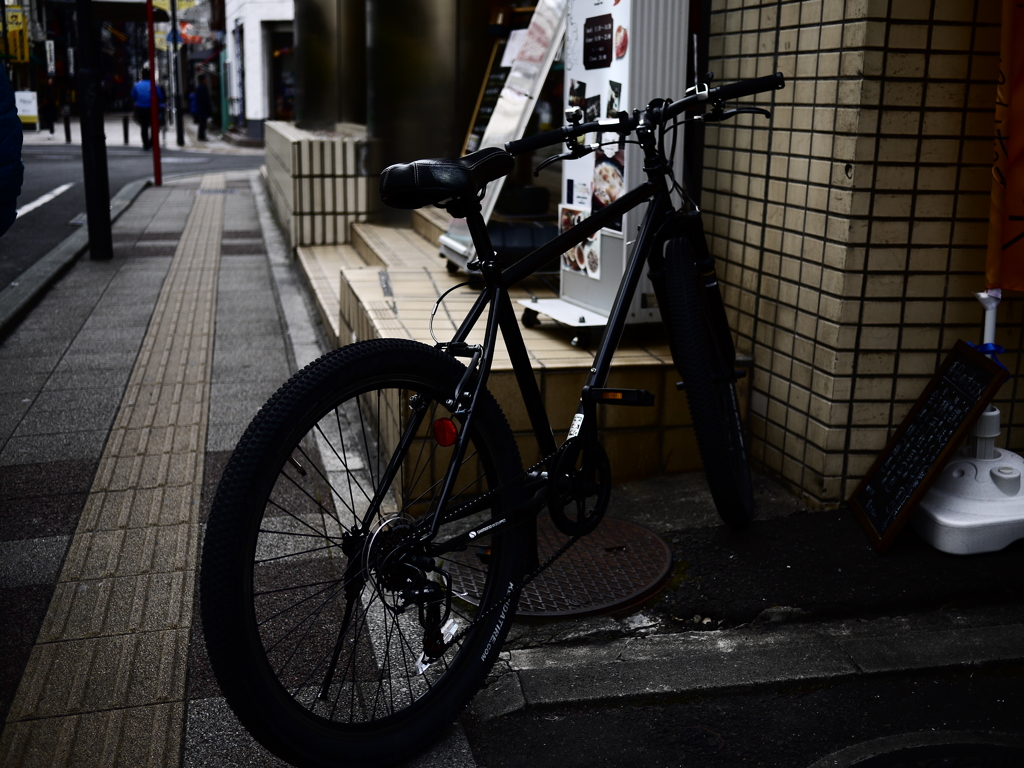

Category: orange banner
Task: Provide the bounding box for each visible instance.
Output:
[987,0,1024,293]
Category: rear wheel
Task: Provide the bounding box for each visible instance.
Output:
[201,339,528,767]
[663,237,755,527]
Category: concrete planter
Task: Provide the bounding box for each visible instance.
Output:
[264,121,372,248]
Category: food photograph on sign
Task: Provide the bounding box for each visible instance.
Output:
[559,205,601,280]
[615,24,628,58]
[606,80,622,116]
[592,149,624,208]
[568,79,586,109]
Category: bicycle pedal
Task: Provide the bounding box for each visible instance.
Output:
[586,388,655,406]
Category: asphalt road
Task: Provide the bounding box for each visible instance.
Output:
[0,141,265,290]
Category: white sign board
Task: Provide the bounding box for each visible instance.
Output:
[438,0,568,269]
[15,91,38,127]
[561,0,631,280]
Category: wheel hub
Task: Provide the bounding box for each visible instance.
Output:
[364,517,420,594]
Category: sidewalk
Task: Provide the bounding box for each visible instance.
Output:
[22,112,256,155]
[0,170,1022,767]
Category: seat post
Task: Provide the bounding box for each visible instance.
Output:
[449,197,496,270]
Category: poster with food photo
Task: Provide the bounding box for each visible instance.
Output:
[592,149,624,231]
[559,205,601,280]
[568,79,587,109]
[606,81,621,116]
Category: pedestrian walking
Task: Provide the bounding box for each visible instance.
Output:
[39,78,59,139]
[195,73,212,141]
[131,64,166,150]
[0,65,24,236]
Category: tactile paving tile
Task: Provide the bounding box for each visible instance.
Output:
[1,175,226,768]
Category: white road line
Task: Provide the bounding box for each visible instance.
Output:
[15,182,75,219]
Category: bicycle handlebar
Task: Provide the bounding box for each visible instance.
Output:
[505,72,785,156]
[706,72,785,106]
[504,116,638,155]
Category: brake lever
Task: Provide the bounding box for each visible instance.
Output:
[699,105,772,123]
[534,144,598,176]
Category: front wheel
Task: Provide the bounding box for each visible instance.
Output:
[663,238,755,527]
[200,339,528,767]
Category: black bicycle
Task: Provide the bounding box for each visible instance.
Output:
[200,71,785,768]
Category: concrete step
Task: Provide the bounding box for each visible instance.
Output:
[302,219,708,484]
[413,207,451,246]
[296,243,367,347]
[351,221,449,270]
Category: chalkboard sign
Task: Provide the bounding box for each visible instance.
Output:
[463,37,513,155]
[850,340,1009,553]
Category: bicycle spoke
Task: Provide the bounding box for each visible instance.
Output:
[310,422,376,511]
[228,359,521,734]
[318,591,359,699]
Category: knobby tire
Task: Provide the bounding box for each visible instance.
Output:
[663,237,755,527]
[200,339,528,767]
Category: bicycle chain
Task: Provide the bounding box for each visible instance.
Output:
[427,447,584,658]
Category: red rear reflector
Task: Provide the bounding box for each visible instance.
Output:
[433,418,458,447]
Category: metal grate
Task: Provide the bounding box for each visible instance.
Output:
[447,517,673,618]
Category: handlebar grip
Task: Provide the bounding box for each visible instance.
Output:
[709,72,785,102]
[506,126,571,156]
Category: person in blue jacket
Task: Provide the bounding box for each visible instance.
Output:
[131,64,166,150]
[0,65,24,236]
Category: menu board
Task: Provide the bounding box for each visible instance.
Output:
[850,340,1009,552]
[464,38,510,154]
[439,0,568,268]
[562,0,631,279]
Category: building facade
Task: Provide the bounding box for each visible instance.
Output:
[701,0,1021,507]
[223,0,293,139]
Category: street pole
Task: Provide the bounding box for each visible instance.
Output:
[1,0,11,81]
[75,0,113,260]
[146,0,161,185]
[171,0,184,146]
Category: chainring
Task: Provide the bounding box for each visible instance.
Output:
[547,439,611,536]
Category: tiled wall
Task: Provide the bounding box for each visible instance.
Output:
[264,121,372,248]
[702,0,1021,507]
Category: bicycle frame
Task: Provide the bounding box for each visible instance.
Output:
[420,175,678,550]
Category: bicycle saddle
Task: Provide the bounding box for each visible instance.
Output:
[380,146,515,210]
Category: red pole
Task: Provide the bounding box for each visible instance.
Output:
[146,0,161,185]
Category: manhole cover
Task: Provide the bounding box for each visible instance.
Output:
[808,732,1024,768]
[446,517,673,618]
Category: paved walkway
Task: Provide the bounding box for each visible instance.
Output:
[0,171,292,766]
[22,113,254,155]
[3,173,224,764]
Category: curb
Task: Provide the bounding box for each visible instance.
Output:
[0,177,151,339]
[469,606,1024,721]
